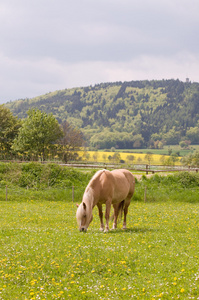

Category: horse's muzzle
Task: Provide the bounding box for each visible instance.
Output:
[80,228,87,232]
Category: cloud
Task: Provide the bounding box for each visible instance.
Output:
[0,0,199,103]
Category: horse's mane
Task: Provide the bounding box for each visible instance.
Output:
[86,169,106,190]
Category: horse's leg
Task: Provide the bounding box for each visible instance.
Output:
[104,200,112,232]
[97,203,104,231]
[112,204,119,229]
[123,199,131,229]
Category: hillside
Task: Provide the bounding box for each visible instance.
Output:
[5,79,199,149]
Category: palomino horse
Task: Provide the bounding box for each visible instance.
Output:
[76,169,135,232]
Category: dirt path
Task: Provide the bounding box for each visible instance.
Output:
[134,173,171,180]
[134,174,154,180]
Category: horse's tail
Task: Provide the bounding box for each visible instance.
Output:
[118,200,125,220]
[110,200,125,222]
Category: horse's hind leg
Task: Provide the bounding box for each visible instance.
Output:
[123,199,131,229]
[97,203,104,231]
[112,204,119,229]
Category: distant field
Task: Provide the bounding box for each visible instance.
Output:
[79,150,183,166]
[127,145,199,157]
[113,145,198,156]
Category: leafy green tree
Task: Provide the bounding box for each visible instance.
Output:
[186,126,199,144]
[170,153,179,165]
[126,155,135,164]
[0,105,21,157]
[179,140,191,148]
[182,151,199,167]
[12,109,62,161]
[145,152,154,165]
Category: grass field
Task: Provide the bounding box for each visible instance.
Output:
[0,199,199,299]
[126,145,199,157]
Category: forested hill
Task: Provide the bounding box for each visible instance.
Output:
[5,79,199,149]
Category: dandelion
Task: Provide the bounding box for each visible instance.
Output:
[180,288,185,293]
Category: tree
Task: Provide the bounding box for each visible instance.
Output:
[112,152,121,163]
[182,151,199,167]
[126,155,135,164]
[58,121,84,163]
[12,109,62,161]
[186,126,199,144]
[0,105,21,157]
[145,152,154,165]
[179,140,191,149]
[170,153,179,165]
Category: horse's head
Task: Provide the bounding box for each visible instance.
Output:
[76,202,93,232]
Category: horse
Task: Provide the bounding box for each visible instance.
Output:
[76,169,135,232]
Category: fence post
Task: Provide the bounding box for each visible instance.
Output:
[72,186,74,202]
[144,186,147,203]
[146,164,149,175]
[6,185,7,201]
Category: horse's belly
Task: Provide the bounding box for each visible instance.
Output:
[112,192,129,204]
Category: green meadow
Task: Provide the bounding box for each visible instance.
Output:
[0,163,199,299]
[0,201,199,299]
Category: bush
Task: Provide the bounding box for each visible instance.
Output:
[0,162,93,190]
[175,172,199,188]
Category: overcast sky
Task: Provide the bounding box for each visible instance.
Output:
[1,0,199,104]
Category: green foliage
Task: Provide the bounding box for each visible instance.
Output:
[5,79,199,149]
[182,151,199,167]
[141,172,199,188]
[0,105,21,156]
[0,162,93,189]
[134,172,199,203]
[12,108,63,160]
[175,171,199,188]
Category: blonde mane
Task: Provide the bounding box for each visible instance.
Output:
[86,169,106,190]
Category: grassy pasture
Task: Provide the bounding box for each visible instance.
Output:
[0,199,199,299]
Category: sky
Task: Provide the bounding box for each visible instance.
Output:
[1,0,199,104]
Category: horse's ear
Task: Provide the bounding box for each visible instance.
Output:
[83,202,86,210]
[76,203,79,207]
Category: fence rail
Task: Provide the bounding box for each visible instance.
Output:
[60,163,199,175]
[1,160,198,175]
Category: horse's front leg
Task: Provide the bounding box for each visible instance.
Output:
[104,200,112,232]
[97,203,104,231]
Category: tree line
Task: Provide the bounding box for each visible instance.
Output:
[5,79,199,150]
[0,106,84,162]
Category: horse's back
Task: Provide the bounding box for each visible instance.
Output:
[110,169,135,202]
[89,169,135,205]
